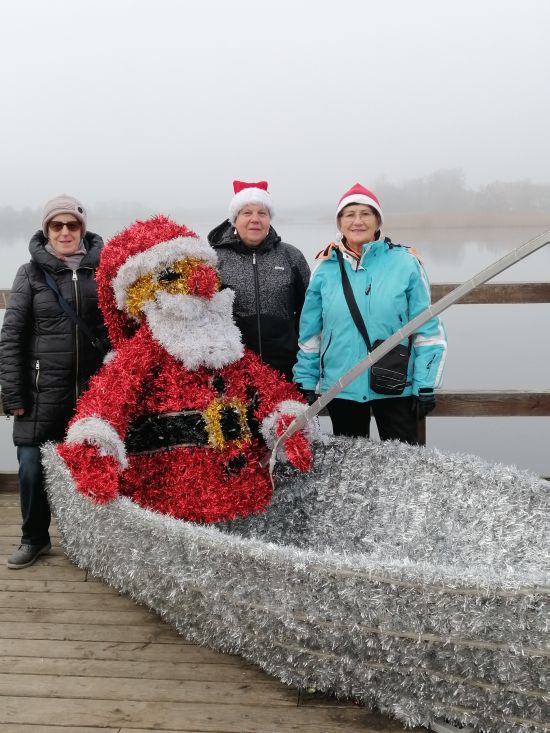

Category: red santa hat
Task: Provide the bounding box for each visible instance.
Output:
[97,215,218,347]
[228,180,274,223]
[336,183,384,225]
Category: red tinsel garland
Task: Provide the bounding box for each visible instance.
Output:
[275,413,313,472]
[61,323,308,523]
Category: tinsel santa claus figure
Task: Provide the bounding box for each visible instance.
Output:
[58,215,315,523]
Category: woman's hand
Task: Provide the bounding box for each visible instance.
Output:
[296,385,317,405]
[412,388,436,419]
[11,408,25,417]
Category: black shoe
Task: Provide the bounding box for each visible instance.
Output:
[7,542,52,569]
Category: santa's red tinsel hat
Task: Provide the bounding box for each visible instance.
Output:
[97,215,217,347]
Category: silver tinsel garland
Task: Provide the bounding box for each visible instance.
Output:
[42,437,549,733]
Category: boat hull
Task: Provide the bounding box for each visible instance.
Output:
[42,437,549,733]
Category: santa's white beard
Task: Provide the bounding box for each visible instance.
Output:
[142,289,244,370]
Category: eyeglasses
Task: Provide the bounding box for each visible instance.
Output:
[48,220,81,233]
[340,211,376,222]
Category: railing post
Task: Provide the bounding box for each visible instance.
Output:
[417,417,426,446]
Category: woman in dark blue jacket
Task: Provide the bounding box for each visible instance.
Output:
[0,195,107,569]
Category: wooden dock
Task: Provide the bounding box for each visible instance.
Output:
[2,281,547,731]
[0,490,423,733]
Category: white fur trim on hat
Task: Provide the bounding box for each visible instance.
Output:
[112,236,218,312]
[336,194,383,224]
[228,188,274,224]
[66,416,128,470]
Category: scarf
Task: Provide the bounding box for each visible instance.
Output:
[45,240,87,271]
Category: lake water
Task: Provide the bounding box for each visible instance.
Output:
[1,219,549,473]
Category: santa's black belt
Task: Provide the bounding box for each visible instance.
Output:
[125,405,251,455]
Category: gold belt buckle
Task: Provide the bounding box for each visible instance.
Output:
[202,397,251,451]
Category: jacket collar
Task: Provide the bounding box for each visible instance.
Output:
[320,236,392,271]
[29,230,104,273]
[207,219,281,254]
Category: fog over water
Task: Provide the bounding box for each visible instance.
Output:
[1,0,550,209]
[1,0,550,473]
[1,224,550,474]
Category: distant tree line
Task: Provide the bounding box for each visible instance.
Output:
[0,206,39,239]
[1,171,549,236]
[375,169,550,213]
[0,202,153,240]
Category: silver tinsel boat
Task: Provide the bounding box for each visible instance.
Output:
[42,437,549,733]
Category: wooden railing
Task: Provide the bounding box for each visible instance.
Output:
[430,282,550,304]
[418,281,550,441]
[1,282,549,480]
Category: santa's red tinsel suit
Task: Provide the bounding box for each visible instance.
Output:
[58,216,314,523]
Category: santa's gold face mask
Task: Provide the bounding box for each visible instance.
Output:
[125,257,220,318]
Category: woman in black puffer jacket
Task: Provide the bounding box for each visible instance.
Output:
[0,195,107,569]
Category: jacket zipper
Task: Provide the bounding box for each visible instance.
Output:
[35,360,40,392]
[320,333,332,382]
[73,270,80,402]
[364,282,372,316]
[252,251,262,358]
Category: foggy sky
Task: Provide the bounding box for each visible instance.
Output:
[2,0,549,213]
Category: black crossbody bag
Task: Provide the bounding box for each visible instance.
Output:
[336,249,410,395]
[40,267,110,357]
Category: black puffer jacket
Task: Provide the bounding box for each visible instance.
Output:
[208,220,310,380]
[0,231,107,445]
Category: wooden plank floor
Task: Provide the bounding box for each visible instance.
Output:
[0,491,425,733]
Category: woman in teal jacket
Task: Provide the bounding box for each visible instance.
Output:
[293,183,447,443]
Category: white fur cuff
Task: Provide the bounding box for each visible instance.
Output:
[260,400,319,448]
[65,416,128,470]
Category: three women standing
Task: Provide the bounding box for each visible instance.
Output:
[0,183,445,569]
[294,183,447,443]
[0,195,107,568]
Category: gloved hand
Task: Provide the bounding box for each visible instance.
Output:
[296,384,317,406]
[57,442,121,504]
[413,388,436,419]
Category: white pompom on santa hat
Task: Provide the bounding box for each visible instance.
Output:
[336,183,384,226]
[228,180,275,224]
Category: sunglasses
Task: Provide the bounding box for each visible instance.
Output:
[48,220,81,233]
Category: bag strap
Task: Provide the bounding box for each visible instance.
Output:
[40,267,106,354]
[336,248,373,351]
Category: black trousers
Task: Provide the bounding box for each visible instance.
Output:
[326,397,419,444]
[17,446,51,546]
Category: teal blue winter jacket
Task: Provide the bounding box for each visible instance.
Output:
[293,238,447,402]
